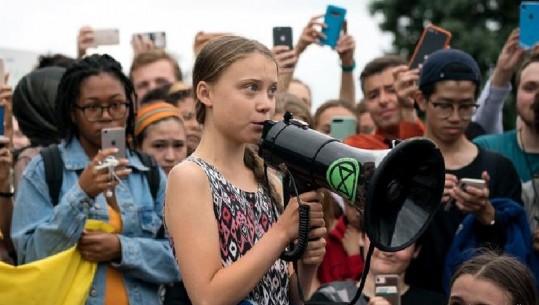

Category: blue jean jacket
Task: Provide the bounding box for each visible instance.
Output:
[11,138,180,305]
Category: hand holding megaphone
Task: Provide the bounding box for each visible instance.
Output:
[275,191,327,263]
[259,114,445,255]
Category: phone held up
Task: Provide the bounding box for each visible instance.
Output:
[520,1,539,49]
[320,5,347,49]
[101,127,126,160]
[133,32,167,49]
[330,116,357,141]
[375,274,401,305]
[93,28,120,46]
[408,24,452,69]
[272,27,294,50]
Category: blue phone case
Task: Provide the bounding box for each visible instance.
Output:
[520,2,539,49]
[320,5,347,48]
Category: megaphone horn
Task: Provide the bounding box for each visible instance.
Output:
[258,117,445,253]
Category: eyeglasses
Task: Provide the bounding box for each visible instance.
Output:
[430,101,479,120]
[75,102,129,122]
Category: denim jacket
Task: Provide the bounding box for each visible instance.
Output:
[11,138,180,305]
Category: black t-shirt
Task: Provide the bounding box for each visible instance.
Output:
[405,146,522,294]
[307,281,447,305]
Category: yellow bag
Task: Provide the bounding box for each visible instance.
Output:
[0,220,114,305]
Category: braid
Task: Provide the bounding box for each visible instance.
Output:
[244,145,283,213]
[55,54,136,146]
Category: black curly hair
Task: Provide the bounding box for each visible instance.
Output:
[55,54,136,147]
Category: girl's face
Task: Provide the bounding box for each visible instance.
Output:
[361,236,419,276]
[449,274,511,305]
[202,52,278,144]
[72,73,128,149]
[141,119,187,175]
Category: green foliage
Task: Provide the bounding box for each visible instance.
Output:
[369,0,520,77]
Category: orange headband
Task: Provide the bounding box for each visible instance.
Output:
[135,101,181,136]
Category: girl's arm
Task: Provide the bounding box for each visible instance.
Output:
[165,162,325,305]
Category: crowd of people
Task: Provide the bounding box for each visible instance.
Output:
[0,11,538,305]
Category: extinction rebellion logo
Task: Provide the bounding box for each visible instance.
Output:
[326,158,360,202]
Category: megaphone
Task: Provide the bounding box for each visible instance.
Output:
[258,115,445,255]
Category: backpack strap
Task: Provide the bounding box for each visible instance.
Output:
[135,151,160,201]
[40,145,64,207]
[135,151,165,238]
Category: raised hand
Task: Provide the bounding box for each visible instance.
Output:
[78,148,132,199]
[491,29,526,87]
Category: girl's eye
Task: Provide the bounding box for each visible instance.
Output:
[245,84,258,92]
[268,86,278,96]
[152,143,166,150]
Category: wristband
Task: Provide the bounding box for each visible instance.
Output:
[341,60,356,72]
[0,191,13,198]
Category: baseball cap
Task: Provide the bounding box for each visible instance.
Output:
[419,48,481,89]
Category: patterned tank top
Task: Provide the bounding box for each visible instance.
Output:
[188,157,290,305]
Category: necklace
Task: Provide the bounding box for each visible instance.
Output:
[519,128,539,206]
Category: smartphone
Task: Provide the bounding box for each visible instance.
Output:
[320,5,347,48]
[93,28,120,46]
[375,274,401,305]
[273,27,294,50]
[459,178,486,190]
[101,127,126,159]
[133,32,167,48]
[520,2,539,49]
[330,116,357,141]
[408,25,452,69]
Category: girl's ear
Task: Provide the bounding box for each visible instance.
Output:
[196,81,213,107]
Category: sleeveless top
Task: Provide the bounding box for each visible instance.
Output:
[189,157,289,305]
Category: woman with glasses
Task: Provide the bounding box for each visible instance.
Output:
[11,54,179,305]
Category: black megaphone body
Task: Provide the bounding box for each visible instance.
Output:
[258,116,445,253]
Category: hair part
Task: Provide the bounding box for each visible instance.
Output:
[55,54,136,147]
[450,252,537,305]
